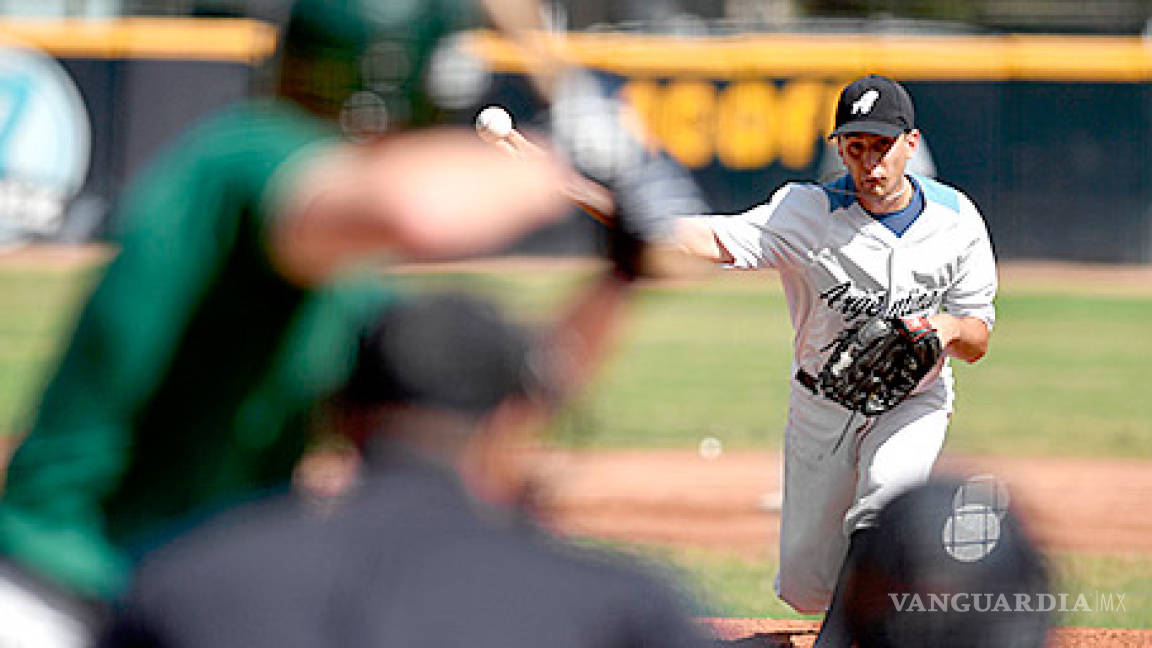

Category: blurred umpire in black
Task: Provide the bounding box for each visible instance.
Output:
[824,476,1053,648]
[101,257,713,648]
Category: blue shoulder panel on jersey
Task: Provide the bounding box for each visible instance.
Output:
[821,174,856,212]
[912,174,961,213]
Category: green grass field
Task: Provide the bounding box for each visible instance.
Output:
[403,266,1152,458]
[0,267,101,433]
[2,262,1151,456]
[2,259,1151,628]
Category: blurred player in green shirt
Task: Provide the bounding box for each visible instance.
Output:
[0,1,573,642]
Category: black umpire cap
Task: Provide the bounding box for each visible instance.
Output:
[830,75,916,139]
[344,294,551,416]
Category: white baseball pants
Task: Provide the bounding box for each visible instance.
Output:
[775,385,950,613]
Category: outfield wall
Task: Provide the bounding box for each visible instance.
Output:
[0,21,1150,262]
[469,32,1152,263]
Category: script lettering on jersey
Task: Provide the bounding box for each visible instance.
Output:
[819,281,885,319]
[819,281,943,320]
[886,290,943,318]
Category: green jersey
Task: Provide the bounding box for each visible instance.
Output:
[0,102,391,598]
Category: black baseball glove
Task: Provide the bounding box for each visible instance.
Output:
[813,315,943,415]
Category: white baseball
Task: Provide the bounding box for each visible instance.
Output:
[475,105,513,142]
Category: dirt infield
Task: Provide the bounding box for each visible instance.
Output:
[543,449,1152,557]
[542,449,1152,646]
[0,243,114,269]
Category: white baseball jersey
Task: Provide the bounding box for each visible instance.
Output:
[701,172,997,408]
[699,172,998,613]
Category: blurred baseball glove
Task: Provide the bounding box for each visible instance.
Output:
[813,315,943,415]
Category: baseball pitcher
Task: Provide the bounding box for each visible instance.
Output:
[672,75,997,646]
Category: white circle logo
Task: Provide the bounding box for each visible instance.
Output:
[0,41,91,248]
[942,475,1011,562]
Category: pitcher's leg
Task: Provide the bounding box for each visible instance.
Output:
[845,404,949,536]
[776,417,859,614]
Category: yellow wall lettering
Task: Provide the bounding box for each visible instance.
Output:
[656,80,716,169]
[622,78,845,170]
[716,81,775,169]
[773,80,831,169]
[619,80,662,146]
[820,82,844,138]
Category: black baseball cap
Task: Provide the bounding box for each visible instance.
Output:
[830,75,915,139]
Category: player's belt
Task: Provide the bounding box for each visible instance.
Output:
[795,368,820,395]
